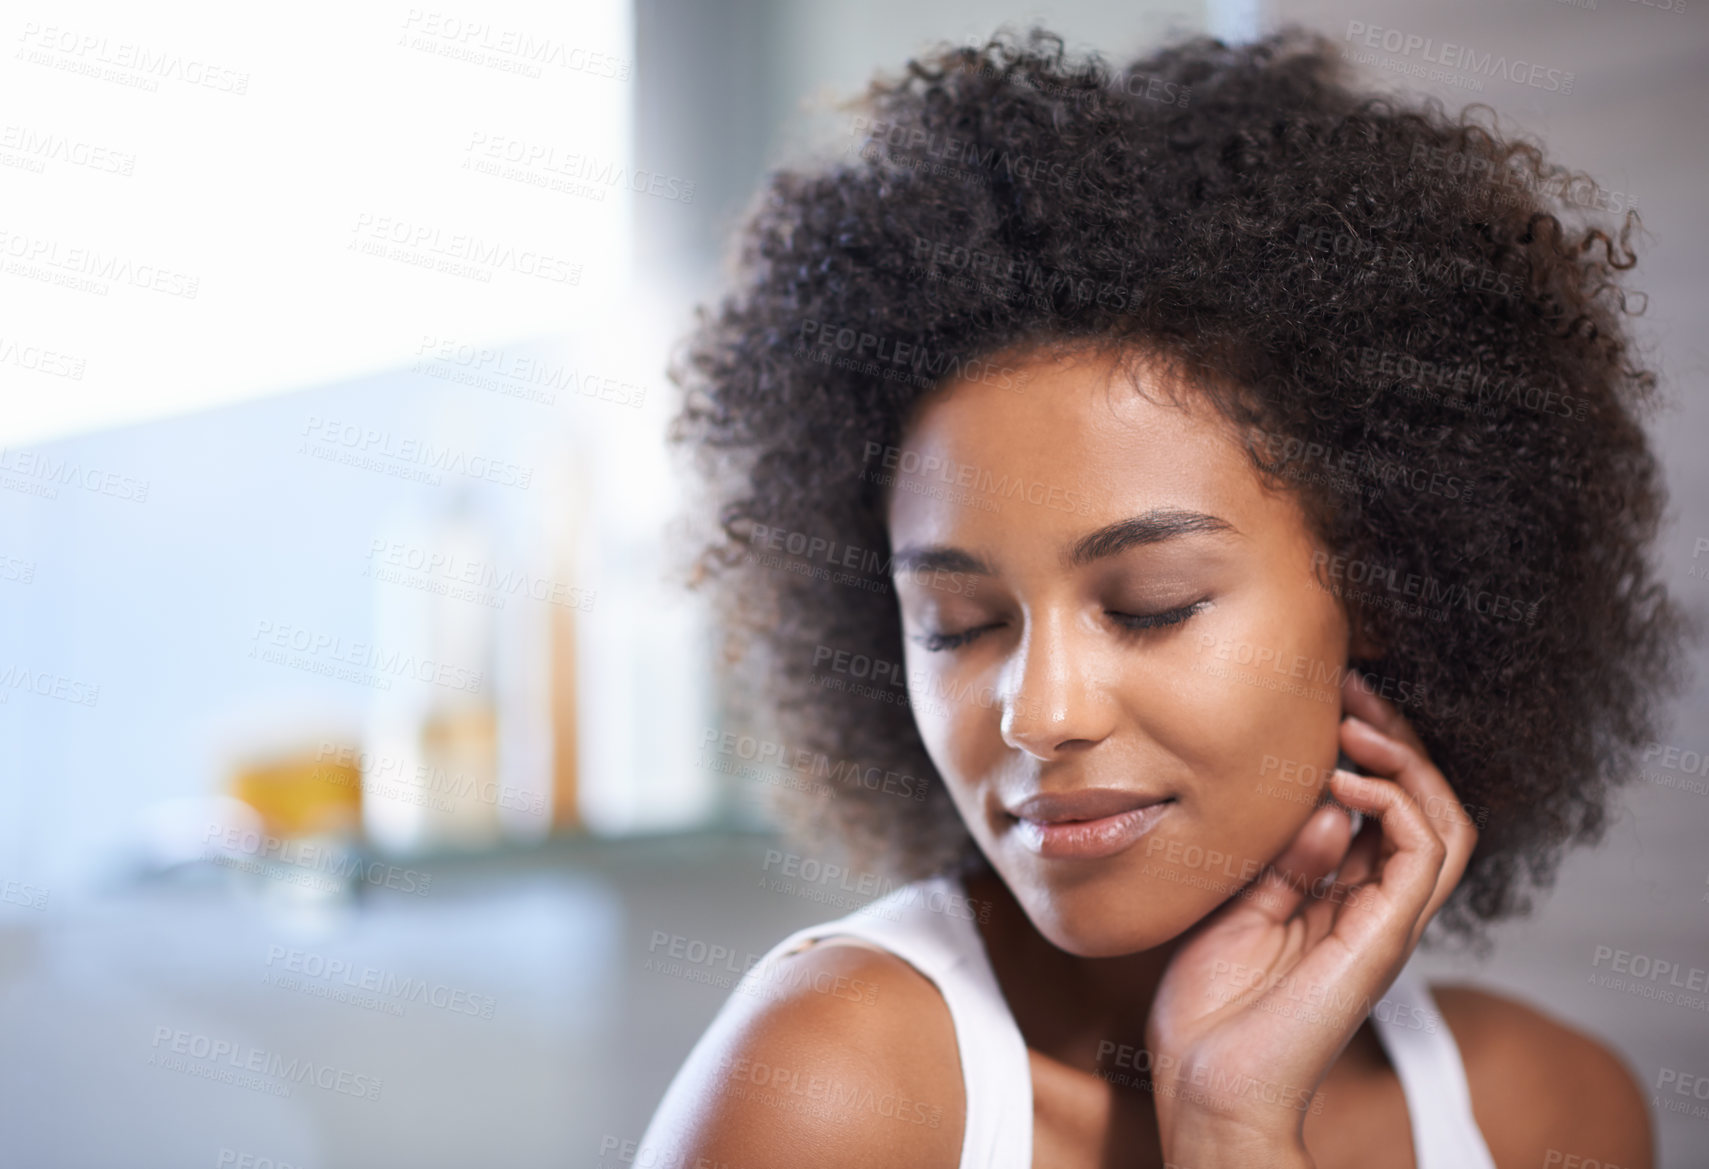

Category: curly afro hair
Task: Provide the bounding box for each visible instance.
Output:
[669,26,1691,943]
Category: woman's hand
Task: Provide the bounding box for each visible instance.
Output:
[1144,673,1480,1168]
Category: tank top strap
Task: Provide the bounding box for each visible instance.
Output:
[1368,967,1498,1169]
[752,872,1033,1169]
[750,878,1495,1169]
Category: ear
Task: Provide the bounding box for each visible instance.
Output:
[1346,605,1383,661]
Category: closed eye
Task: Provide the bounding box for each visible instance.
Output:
[912,622,1004,653]
[1107,599,1210,632]
[911,600,1209,653]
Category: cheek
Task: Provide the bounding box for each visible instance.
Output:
[904,657,997,812]
[1166,619,1346,808]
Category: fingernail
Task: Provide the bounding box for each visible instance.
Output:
[1343,715,1381,738]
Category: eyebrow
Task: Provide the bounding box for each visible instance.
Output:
[1067,508,1240,567]
[889,508,1240,578]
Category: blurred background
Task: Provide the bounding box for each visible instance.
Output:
[1,0,1706,1165]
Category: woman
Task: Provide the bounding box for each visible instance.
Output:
[644,26,1686,1169]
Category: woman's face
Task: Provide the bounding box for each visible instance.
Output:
[886,347,1354,957]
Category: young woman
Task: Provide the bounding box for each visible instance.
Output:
[642,27,1687,1169]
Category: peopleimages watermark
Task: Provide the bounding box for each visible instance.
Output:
[16,22,250,95]
[644,929,880,1006]
[0,446,149,503]
[1407,143,1638,216]
[701,728,929,802]
[594,1134,769,1169]
[0,663,100,707]
[217,1148,304,1169]
[0,228,198,299]
[1654,1066,1709,1123]
[314,741,548,818]
[759,849,992,923]
[202,825,434,896]
[363,536,595,612]
[348,212,580,287]
[149,1027,381,1101]
[263,944,497,1019]
[1543,1152,1641,1169]
[805,642,1051,722]
[1341,21,1576,95]
[597,1134,768,1169]
[399,10,631,80]
[1311,551,1540,626]
[860,456,999,516]
[0,123,135,177]
[1094,1040,1327,1116]
[1,877,49,911]
[0,335,86,380]
[906,234,1142,314]
[1294,225,1519,300]
[1205,960,1441,1034]
[1347,346,1588,423]
[1588,945,1709,1014]
[412,334,645,409]
[963,59,1192,110]
[1554,0,1689,11]
[795,318,1030,393]
[248,618,484,693]
[0,553,34,585]
[1637,740,1709,797]
[299,415,533,490]
[1193,633,1429,709]
[861,440,1091,517]
[1140,836,1361,907]
[710,1053,944,1127]
[1689,537,1709,585]
[846,114,1084,195]
[464,131,693,203]
[1259,753,1489,829]
[1245,425,1477,506]
[744,521,976,597]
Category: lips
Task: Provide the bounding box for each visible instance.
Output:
[1006,788,1170,823]
[1003,787,1176,860]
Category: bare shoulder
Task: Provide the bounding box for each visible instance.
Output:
[1432,982,1653,1169]
[639,935,965,1169]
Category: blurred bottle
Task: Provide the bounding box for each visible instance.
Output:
[548,452,586,834]
[363,488,503,854]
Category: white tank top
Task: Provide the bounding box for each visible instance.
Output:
[744,872,1498,1169]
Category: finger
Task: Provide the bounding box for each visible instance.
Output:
[1340,671,1426,756]
[1268,799,1356,894]
[1327,783,1385,888]
[1340,716,1478,928]
[1327,769,1449,956]
[1249,771,1450,1045]
[1341,714,1476,842]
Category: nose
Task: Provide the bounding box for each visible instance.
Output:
[998,609,1116,760]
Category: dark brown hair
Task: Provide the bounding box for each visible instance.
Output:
[669,26,1690,942]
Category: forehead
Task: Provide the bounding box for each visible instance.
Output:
[884,349,1267,539]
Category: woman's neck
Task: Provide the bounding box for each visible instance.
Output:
[963,864,1185,1068]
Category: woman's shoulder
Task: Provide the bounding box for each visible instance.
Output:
[1431,982,1653,1169]
[641,935,966,1169]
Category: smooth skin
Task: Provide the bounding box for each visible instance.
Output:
[640,347,1652,1168]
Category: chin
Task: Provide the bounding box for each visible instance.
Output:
[1007,860,1212,958]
